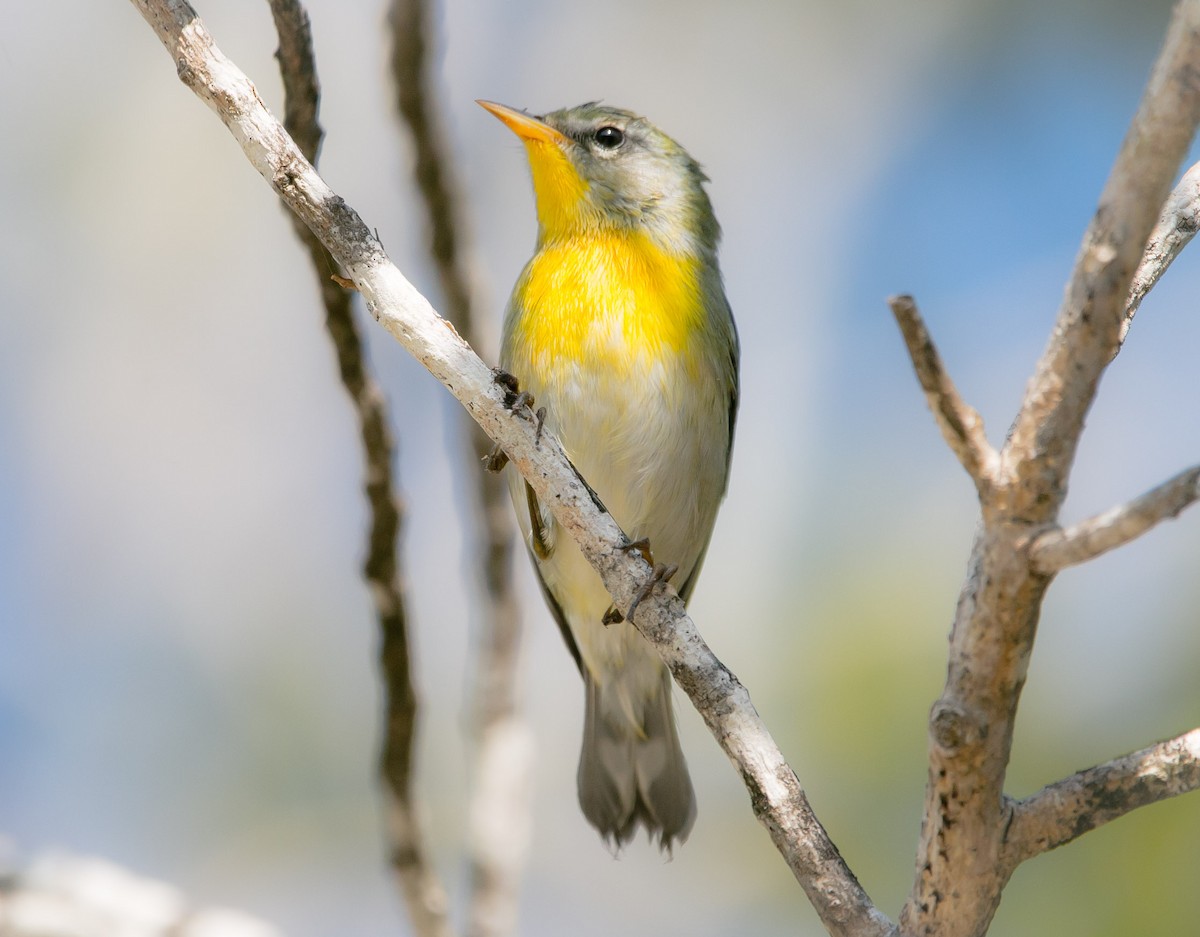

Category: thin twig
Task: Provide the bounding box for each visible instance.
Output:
[888,294,999,494]
[387,2,529,935]
[1003,728,1200,866]
[1121,159,1200,346]
[1029,464,1200,573]
[129,5,894,934]
[265,3,450,935]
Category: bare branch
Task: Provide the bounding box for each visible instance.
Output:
[388,0,475,331]
[266,0,320,162]
[1003,728,1200,866]
[1122,159,1200,345]
[888,294,999,494]
[387,1,530,934]
[1029,464,1200,573]
[129,3,893,933]
[265,4,450,935]
[903,5,1200,935]
[1005,2,1200,517]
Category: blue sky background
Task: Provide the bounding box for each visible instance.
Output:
[1,1,1198,935]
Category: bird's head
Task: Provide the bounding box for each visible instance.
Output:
[479,100,718,255]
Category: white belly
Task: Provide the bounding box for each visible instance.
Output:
[503,338,729,694]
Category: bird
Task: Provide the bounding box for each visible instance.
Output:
[479,99,739,849]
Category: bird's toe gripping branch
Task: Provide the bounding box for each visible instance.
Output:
[608,560,677,627]
[485,368,544,472]
[602,537,657,625]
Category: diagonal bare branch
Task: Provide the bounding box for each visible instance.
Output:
[1121,159,1200,346]
[1029,464,1200,573]
[387,1,530,935]
[1004,2,1200,519]
[889,294,999,495]
[1003,728,1200,867]
[265,3,450,935]
[129,3,895,934]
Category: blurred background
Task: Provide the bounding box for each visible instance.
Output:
[2,0,1199,934]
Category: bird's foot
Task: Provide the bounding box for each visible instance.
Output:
[624,562,678,624]
[621,537,653,566]
[492,367,535,413]
[534,406,547,444]
[483,443,508,473]
[486,368,542,471]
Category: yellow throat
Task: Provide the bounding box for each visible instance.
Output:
[478,100,708,369]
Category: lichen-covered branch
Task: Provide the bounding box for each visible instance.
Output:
[265,4,450,936]
[129,2,892,934]
[1029,464,1200,573]
[899,4,1200,936]
[388,2,530,935]
[1003,728,1200,865]
[888,294,998,495]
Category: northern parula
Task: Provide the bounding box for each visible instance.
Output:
[480,100,739,848]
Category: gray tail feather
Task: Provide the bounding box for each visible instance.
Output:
[576,670,696,849]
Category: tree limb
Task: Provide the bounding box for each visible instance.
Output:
[888,294,999,495]
[1028,464,1200,573]
[1002,728,1200,866]
[263,4,451,935]
[1121,159,1200,345]
[387,2,530,935]
[1006,4,1200,512]
[902,4,1200,935]
[129,2,893,934]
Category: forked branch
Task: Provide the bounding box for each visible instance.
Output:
[1005,3,1200,509]
[900,4,1200,935]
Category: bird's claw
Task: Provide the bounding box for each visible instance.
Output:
[492,367,535,413]
[621,537,653,566]
[484,443,509,473]
[602,538,656,623]
[488,369,541,471]
[534,406,547,444]
[623,562,678,624]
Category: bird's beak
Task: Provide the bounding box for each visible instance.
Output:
[477,100,571,146]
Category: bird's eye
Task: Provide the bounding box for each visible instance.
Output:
[594,126,624,149]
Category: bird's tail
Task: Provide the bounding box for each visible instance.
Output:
[577,667,696,849]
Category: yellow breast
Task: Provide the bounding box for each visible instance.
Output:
[508,230,705,378]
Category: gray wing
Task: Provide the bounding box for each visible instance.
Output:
[524,483,584,673]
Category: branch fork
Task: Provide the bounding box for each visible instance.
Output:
[892,5,1200,933]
